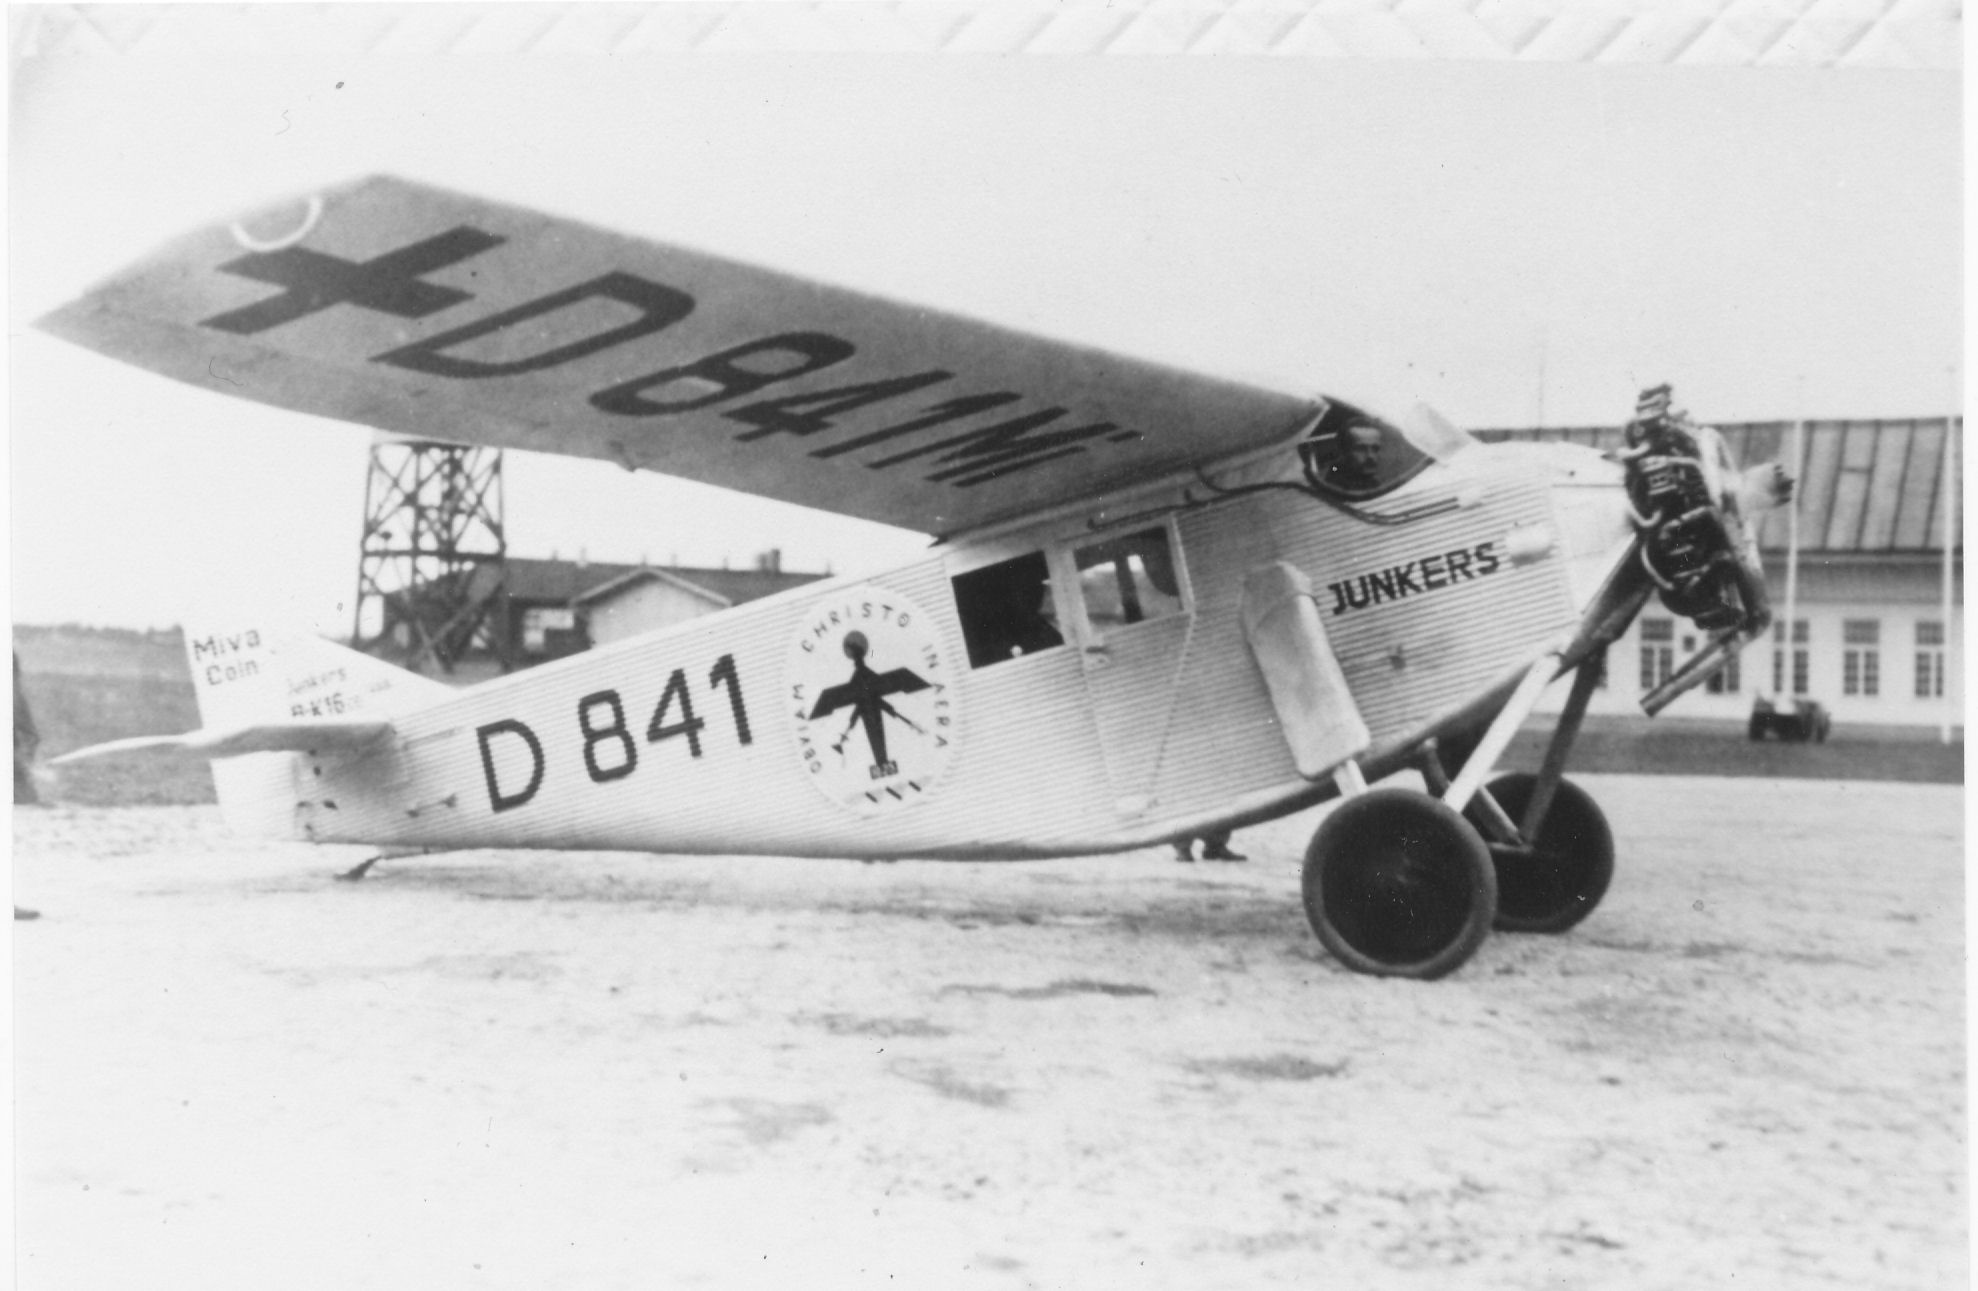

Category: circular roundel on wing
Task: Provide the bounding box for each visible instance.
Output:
[786,587,960,816]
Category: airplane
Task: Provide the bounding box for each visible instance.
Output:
[42,176,1791,979]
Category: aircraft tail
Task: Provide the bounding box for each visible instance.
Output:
[180,619,451,837]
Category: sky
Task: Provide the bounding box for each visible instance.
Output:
[7,27,1961,632]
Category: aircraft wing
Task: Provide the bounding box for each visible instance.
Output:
[37,176,1322,536]
[52,718,395,763]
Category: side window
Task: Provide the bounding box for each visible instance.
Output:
[951,552,1065,668]
[1073,528,1184,631]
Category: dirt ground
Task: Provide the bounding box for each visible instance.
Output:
[11,774,1965,1290]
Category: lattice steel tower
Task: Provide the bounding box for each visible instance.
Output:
[351,440,509,675]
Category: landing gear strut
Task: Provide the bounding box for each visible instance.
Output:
[1299,646,1618,978]
[1431,648,1615,934]
[1464,773,1613,933]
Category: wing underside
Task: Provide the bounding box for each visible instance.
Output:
[39,176,1322,535]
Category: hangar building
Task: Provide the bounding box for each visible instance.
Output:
[1476,418,1962,731]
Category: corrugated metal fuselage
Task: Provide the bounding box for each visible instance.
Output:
[294,444,1619,858]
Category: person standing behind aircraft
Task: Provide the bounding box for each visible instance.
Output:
[1173,830,1245,863]
[14,652,38,806]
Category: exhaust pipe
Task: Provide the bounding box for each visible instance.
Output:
[1640,624,1762,717]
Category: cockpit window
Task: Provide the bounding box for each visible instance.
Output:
[1297,401,1433,501]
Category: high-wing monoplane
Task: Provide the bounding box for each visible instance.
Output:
[45,177,1792,978]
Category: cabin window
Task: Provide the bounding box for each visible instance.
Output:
[1073,528,1184,632]
[950,552,1065,668]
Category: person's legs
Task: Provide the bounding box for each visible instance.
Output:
[1200,830,1245,862]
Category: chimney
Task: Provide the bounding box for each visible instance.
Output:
[756,548,782,573]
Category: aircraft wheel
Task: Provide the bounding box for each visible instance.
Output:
[1467,773,1613,934]
[1302,789,1497,980]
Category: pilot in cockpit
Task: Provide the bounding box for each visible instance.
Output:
[1324,423,1385,493]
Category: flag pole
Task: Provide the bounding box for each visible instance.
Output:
[1779,415,1803,698]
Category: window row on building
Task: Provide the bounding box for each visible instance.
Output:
[1628,615,1952,700]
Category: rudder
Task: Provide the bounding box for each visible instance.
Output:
[181,620,449,836]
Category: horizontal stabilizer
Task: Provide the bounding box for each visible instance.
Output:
[53,718,394,764]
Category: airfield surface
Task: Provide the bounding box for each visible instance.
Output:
[12,774,1965,1290]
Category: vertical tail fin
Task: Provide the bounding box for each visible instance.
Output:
[182,620,450,836]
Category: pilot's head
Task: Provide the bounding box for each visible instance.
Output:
[1342,423,1383,483]
[842,630,870,663]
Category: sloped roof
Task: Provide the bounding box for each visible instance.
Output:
[1475,418,1962,554]
[500,557,644,603]
[655,566,825,605]
[573,567,731,608]
[500,556,824,607]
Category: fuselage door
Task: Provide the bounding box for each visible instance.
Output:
[1057,520,1196,817]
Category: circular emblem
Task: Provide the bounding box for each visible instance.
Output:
[786,587,960,816]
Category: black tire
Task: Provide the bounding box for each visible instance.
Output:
[1466,773,1614,934]
[1302,789,1497,980]
[1747,717,1766,741]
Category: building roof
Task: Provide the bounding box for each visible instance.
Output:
[1475,418,1962,554]
[499,557,824,607]
[654,565,828,606]
[572,567,731,609]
